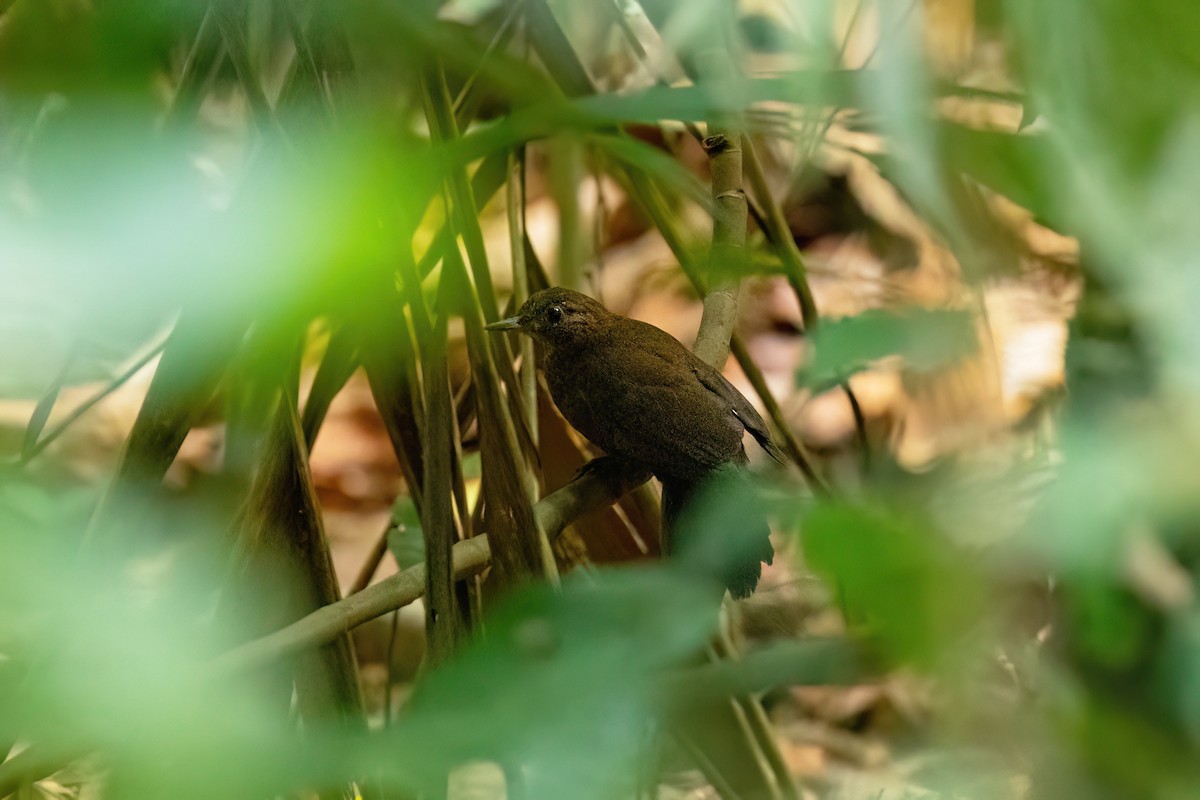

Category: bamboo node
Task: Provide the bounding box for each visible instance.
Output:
[702,134,730,154]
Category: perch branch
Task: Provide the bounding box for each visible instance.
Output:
[209,463,650,677]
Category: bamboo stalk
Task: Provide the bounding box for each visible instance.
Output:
[693,121,745,368]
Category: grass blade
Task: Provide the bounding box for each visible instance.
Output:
[419,306,469,663]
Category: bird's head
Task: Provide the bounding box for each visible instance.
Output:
[485,287,614,349]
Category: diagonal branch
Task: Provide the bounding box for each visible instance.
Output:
[209,462,651,676]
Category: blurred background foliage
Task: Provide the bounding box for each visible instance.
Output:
[2,0,1199,798]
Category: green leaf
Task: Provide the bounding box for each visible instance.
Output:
[460,451,482,481]
[802,500,985,666]
[589,132,710,209]
[397,569,718,798]
[805,307,976,387]
[939,123,1061,230]
[386,521,426,571]
[388,495,426,572]
[451,73,862,162]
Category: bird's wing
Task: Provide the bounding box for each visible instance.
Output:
[688,353,788,465]
[623,321,786,466]
[559,321,745,479]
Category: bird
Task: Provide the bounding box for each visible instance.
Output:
[486,287,785,598]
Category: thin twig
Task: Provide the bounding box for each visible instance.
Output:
[742,136,869,478]
[209,1,279,132]
[210,461,651,676]
[165,5,225,127]
[19,344,74,461]
[692,31,798,800]
[212,537,489,678]
[452,0,525,115]
[730,334,828,493]
[693,128,745,367]
[385,609,399,728]
[742,136,818,328]
[841,379,871,470]
[348,520,394,596]
[21,338,168,467]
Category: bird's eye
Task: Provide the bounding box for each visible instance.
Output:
[546,306,563,324]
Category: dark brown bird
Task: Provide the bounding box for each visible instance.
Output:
[487,287,784,598]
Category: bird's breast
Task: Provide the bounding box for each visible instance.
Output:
[544,346,615,446]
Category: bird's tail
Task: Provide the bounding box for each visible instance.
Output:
[661,472,774,599]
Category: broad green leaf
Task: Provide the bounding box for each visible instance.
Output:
[396,569,718,798]
[802,500,986,666]
[805,307,976,387]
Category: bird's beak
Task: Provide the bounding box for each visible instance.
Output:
[485,317,523,332]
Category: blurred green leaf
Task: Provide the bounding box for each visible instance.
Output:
[453,73,862,162]
[672,468,771,599]
[805,307,977,387]
[866,124,1063,234]
[396,569,717,797]
[803,500,986,666]
[387,522,426,571]
[941,124,1059,227]
[589,131,710,209]
[3,115,434,401]
[461,451,482,480]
